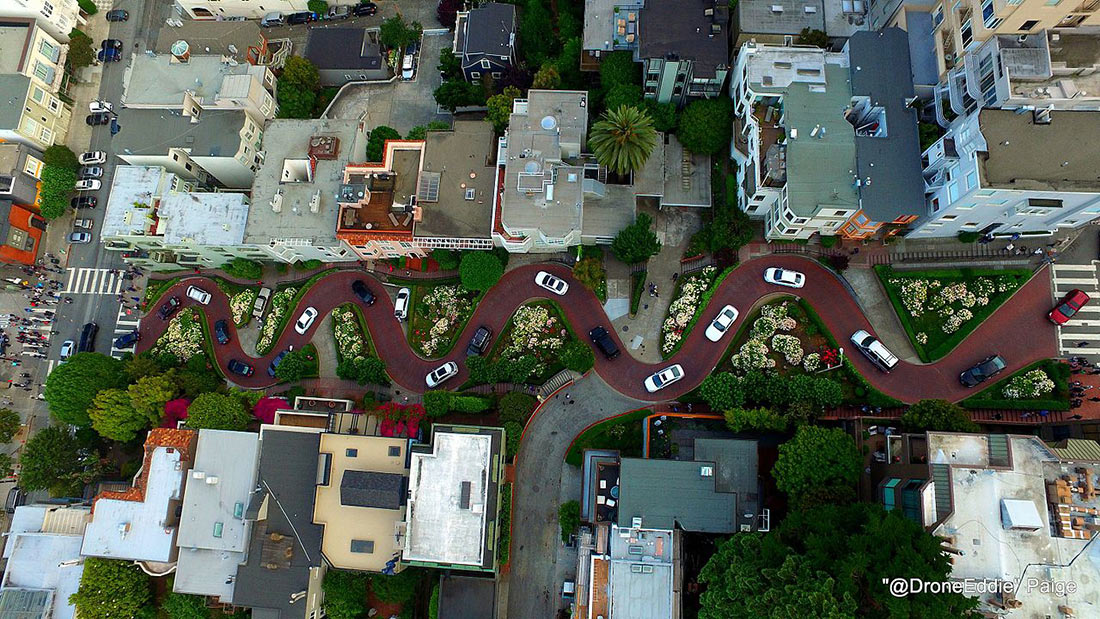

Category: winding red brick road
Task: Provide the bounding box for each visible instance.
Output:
[136,256,1057,403]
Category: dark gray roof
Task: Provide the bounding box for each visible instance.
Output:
[439,574,497,619]
[639,0,729,78]
[233,430,324,619]
[112,109,245,158]
[616,458,737,534]
[848,29,926,224]
[905,12,939,87]
[305,28,382,70]
[339,470,407,509]
[738,0,825,36]
[462,3,516,57]
[0,75,30,130]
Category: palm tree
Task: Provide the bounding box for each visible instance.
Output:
[588,105,659,176]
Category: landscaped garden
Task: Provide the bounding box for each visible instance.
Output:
[256,285,297,355]
[961,359,1071,411]
[874,265,1031,362]
[150,308,205,364]
[467,301,577,386]
[408,283,477,358]
[332,303,389,386]
[211,278,259,327]
[661,266,726,357]
[565,408,653,466]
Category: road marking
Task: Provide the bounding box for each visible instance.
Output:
[1052,277,1099,287]
[46,360,56,375]
[62,268,124,295]
[1053,264,1098,272]
[1061,319,1100,328]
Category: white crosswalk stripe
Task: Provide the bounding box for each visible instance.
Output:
[1052,263,1100,356]
[62,268,125,295]
[109,305,140,359]
[46,360,56,376]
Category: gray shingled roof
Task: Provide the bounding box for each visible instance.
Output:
[462,3,516,57]
[340,470,407,509]
[616,458,737,534]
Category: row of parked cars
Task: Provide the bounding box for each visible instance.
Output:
[258,2,376,26]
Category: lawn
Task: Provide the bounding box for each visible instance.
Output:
[407,282,479,358]
[874,265,1031,362]
[565,409,653,466]
[961,359,1071,411]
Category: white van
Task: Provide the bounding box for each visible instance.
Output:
[850,330,899,372]
[401,54,415,80]
[260,12,284,27]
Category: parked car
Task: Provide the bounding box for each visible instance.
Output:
[352,280,376,305]
[68,232,92,244]
[80,166,103,179]
[267,349,289,377]
[352,2,378,16]
[252,286,271,321]
[5,487,26,514]
[97,46,120,62]
[213,319,230,345]
[960,355,1007,387]
[535,271,569,295]
[644,364,684,393]
[186,285,211,305]
[294,307,318,334]
[401,54,415,80]
[393,287,411,320]
[850,330,899,372]
[704,305,739,342]
[105,9,129,21]
[1049,289,1091,325]
[327,4,350,18]
[228,359,254,377]
[260,12,284,26]
[113,330,140,349]
[763,267,805,289]
[466,325,492,356]
[71,196,97,209]
[157,296,181,319]
[86,112,111,126]
[102,38,123,49]
[79,151,107,165]
[88,100,114,113]
[59,340,74,360]
[286,11,318,24]
[75,179,101,191]
[74,218,93,229]
[78,322,98,353]
[588,326,620,360]
[426,361,459,388]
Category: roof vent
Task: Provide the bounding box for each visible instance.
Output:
[540,115,557,130]
[700,466,714,477]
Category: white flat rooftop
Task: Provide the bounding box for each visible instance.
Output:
[1,533,84,619]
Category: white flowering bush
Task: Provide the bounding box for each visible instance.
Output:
[730,337,775,372]
[915,332,928,345]
[661,266,718,355]
[942,308,974,334]
[257,286,297,354]
[1002,369,1055,399]
[152,309,203,361]
[777,317,797,332]
[771,334,803,365]
[229,289,257,327]
[412,285,471,357]
[502,304,567,374]
[333,304,368,359]
[802,352,821,373]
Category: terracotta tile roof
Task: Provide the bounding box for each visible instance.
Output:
[92,428,197,509]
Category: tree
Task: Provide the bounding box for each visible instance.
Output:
[589,105,658,176]
[124,354,166,382]
[611,212,662,265]
[486,86,522,133]
[602,84,643,113]
[438,47,462,80]
[222,257,263,279]
[518,0,554,67]
[499,392,537,424]
[901,399,979,433]
[560,340,595,373]
[277,57,321,119]
[44,353,126,426]
[459,251,504,292]
[89,388,147,442]
[43,144,79,170]
[559,500,581,543]
[599,50,640,87]
[67,29,95,71]
[423,391,451,417]
[503,421,523,458]
[69,558,152,619]
[0,408,21,443]
[554,37,583,89]
[275,348,317,382]
[19,426,101,495]
[433,80,485,112]
[436,0,462,27]
[643,99,678,132]
[773,426,861,508]
[38,165,77,220]
[532,64,561,89]
[698,373,744,411]
[799,27,829,48]
[322,570,369,619]
[367,125,401,162]
[379,15,421,51]
[161,592,210,619]
[787,374,843,411]
[406,121,450,140]
[127,373,178,426]
[370,567,420,603]
[677,97,733,155]
[307,0,328,13]
[572,257,605,294]
[0,453,12,478]
[431,249,461,270]
[336,356,390,385]
[187,392,250,431]
[724,407,788,433]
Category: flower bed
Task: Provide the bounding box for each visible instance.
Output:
[256,286,297,355]
[875,266,1030,362]
[660,266,719,356]
[498,303,569,378]
[229,288,258,327]
[332,303,373,360]
[151,308,204,362]
[409,284,476,358]
[961,359,1070,410]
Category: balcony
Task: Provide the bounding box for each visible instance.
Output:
[940,29,958,71]
[752,103,785,188]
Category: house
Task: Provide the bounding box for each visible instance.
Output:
[0,199,46,265]
[153,20,284,67]
[0,142,45,207]
[0,17,70,101]
[453,3,517,82]
[80,428,197,569]
[176,0,308,20]
[305,27,388,86]
[121,53,278,124]
[0,0,82,43]
[0,505,90,619]
[0,74,70,150]
[174,430,261,603]
[638,0,729,106]
[734,0,867,47]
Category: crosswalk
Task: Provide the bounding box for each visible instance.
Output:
[1051,263,1100,357]
[62,268,125,295]
[110,304,140,360]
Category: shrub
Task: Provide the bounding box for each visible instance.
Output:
[901,399,979,433]
[504,421,523,459]
[38,166,77,220]
[459,251,504,292]
[560,340,595,373]
[367,126,401,161]
[498,484,513,565]
[294,259,323,270]
[957,230,980,243]
[499,392,537,424]
[611,213,661,265]
[336,356,390,386]
[677,97,733,155]
[698,373,744,411]
[307,0,328,13]
[559,500,581,544]
[222,257,263,279]
[77,0,98,15]
[820,235,839,248]
[774,426,861,508]
[431,249,461,270]
[370,567,420,604]
[629,270,647,315]
[724,407,788,433]
[423,390,451,417]
[452,395,492,413]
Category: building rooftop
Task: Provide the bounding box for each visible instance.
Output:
[154,20,266,62]
[245,118,367,247]
[0,75,30,130]
[638,0,728,78]
[81,428,196,563]
[438,574,497,619]
[112,108,245,158]
[101,165,178,238]
[305,27,383,71]
[415,121,495,240]
[0,141,43,206]
[738,0,824,36]
[403,426,503,570]
[175,430,260,602]
[616,458,737,533]
[582,0,643,52]
[460,3,516,57]
[336,141,423,241]
[122,54,268,108]
[0,530,83,619]
[692,438,759,529]
[0,19,32,75]
[606,525,674,619]
[314,433,409,572]
[158,192,250,246]
[978,108,1100,192]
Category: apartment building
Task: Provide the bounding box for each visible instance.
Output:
[0,141,45,206]
[735,0,868,47]
[176,0,308,20]
[0,18,69,98]
[0,74,70,150]
[912,107,1100,237]
[0,0,82,42]
[0,505,90,619]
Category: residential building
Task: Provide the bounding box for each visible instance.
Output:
[313,433,411,572]
[730,29,925,240]
[734,0,867,48]
[153,20,289,67]
[0,17,69,100]
[80,429,197,569]
[0,199,46,265]
[913,107,1100,237]
[580,0,644,71]
[0,505,90,619]
[121,53,278,124]
[113,109,263,189]
[402,425,505,572]
[176,0,308,20]
[174,430,261,604]
[0,73,70,150]
[305,27,387,86]
[0,0,82,43]
[232,427,326,619]
[0,141,45,207]
[453,3,517,82]
[870,432,1100,615]
[639,0,729,106]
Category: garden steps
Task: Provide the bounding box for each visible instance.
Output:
[821,406,1069,424]
[538,370,583,399]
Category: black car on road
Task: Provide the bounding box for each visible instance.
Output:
[86,112,111,126]
[352,280,376,305]
[352,2,378,15]
[466,326,492,356]
[960,355,1007,387]
[588,326,620,360]
[113,330,140,349]
[286,11,318,23]
[105,9,129,20]
[214,319,231,345]
[158,296,181,320]
[78,322,98,353]
[228,359,254,377]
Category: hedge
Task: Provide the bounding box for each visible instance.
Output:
[497,483,512,566]
[629,270,646,316]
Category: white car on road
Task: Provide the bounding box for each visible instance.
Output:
[88,100,114,113]
[426,361,458,387]
[186,285,211,305]
[704,305,739,342]
[763,267,805,289]
[535,271,569,296]
[644,364,685,393]
[393,288,411,320]
[79,151,107,165]
[294,306,318,334]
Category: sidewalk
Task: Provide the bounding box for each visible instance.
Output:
[842,267,919,362]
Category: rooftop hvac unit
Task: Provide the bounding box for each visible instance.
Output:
[192,471,206,479]
[700,466,714,477]
[206,476,220,485]
[771,5,784,12]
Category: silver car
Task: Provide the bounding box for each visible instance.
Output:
[68,232,92,244]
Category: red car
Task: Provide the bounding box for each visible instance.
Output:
[1049,289,1091,324]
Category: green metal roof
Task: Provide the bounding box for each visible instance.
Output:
[616,458,737,534]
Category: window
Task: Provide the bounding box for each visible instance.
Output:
[39,40,60,63]
[481,59,491,69]
[492,72,501,78]
[932,4,944,28]
[471,71,480,78]
[981,0,996,25]
[964,222,979,227]
[940,214,957,221]
[1019,19,1038,30]
[32,62,55,84]
[961,19,974,48]
[41,1,52,17]
[47,97,59,114]
[388,446,401,457]
[346,448,358,457]
[350,540,375,553]
[38,126,52,143]
[213,522,224,538]
[30,86,45,104]
[965,170,978,190]
[23,156,43,178]
[1044,0,1061,5]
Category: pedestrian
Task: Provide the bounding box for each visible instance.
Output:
[1079,341,1090,348]
[564,392,570,399]
[994,413,1003,420]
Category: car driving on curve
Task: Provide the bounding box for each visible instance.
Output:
[1049,289,1090,325]
[158,296,181,320]
[960,355,1006,387]
[535,271,569,295]
[466,326,492,356]
[644,364,685,393]
[589,326,620,360]
[352,280,376,305]
[79,151,107,165]
[186,285,211,305]
[214,320,230,345]
[850,330,899,372]
[705,305,739,342]
[393,288,411,321]
[426,361,459,388]
[228,359,254,377]
[763,267,805,289]
[295,307,318,334]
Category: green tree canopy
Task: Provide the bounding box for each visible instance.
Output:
[322,569,370,619]
[222,257,263,279]
[773,426,861,508]
[518,0,554,66]
[67,29,95,71]
[459,251,504,292]
[38,166,77,220]
[406,122,449,140]
[572,257,605,294]
[187,392,250,431]
[275,348,317,382]
[277,57,320,119]
[431,249,461,270]
[486,86,522,133]
[559,340,595,373]
[724,407,788,433]
[611,212,662,264]
[367,125,401,162]
[20,425,102,495]
[559,500,581,543]
[499,392,537,424]
[698,372,745,412]
[307,0,328,13]
[532,63,561,89]
[901,399,980,433]
[127,373,179,426]
[43,145,79,171]
[799,27,830,48]
[335,356,390,386]
[599,50,640,87]
[589,105,658,176]
[379,15,422,51]
[88,388,147,442]
[44,353,127,426]
[0,408,21,443]
[677,97,733,155]
[370,567,420,603]
[642,99,678,132]
[433,80,485,112]
[160,592,209,619]
[70,558,152,619]
[602,84,643,113]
